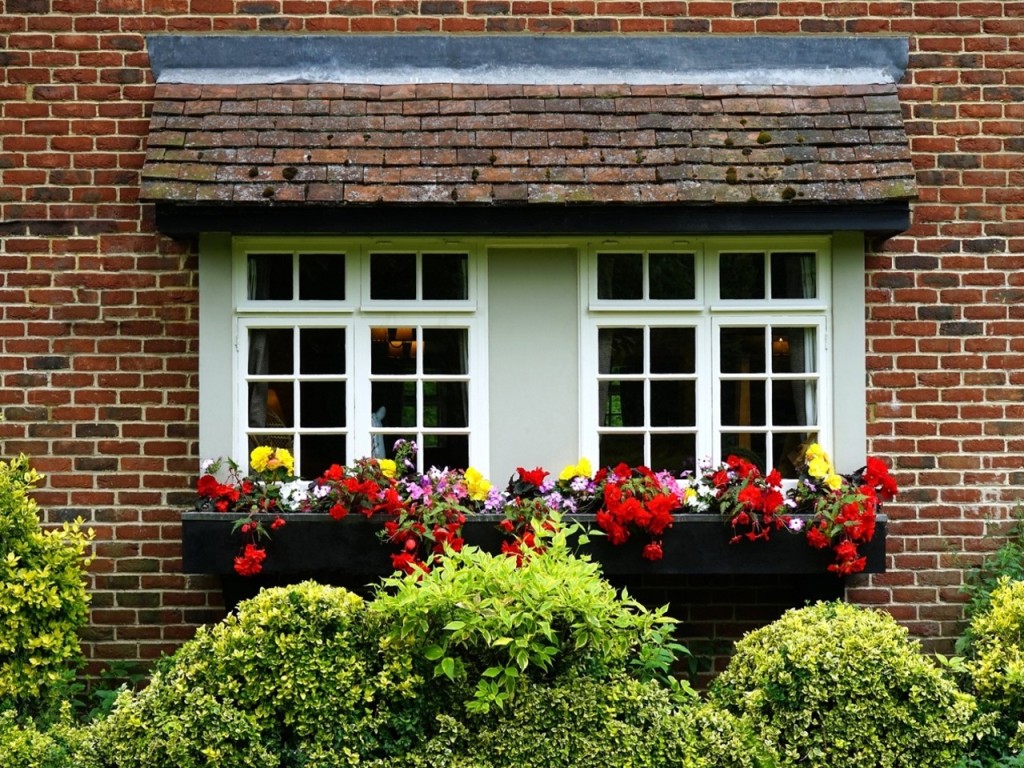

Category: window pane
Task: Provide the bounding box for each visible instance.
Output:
[720,433,767,473]
[720,327,765,373]
[422,434,468,471]
[650,327,695,373]
[423,253,468,300]
[599,433,644,468]
[371,381,417,428]
[424,381,467,428]
[598,328,643,374]
[649,252,695,300]
[773,380,817,427]
[721,379,766,427]
[298,253,345,300]
[597,253,642,300]
[247,253,292,300]
[601,380,644,427]
[719,252,765,299]
[299,328,346,375]
[774,432,816,479]
[651,380,696,427]
[423,328,467,375]
[370,253,416,299]
[248,382,293,428]
[771,327,816,374]
[248,328,293,375]
[771,252,816,299]
[652,434,696,474]
[300,434,346,478]
[300,381,346,428]
[370,327,417,375]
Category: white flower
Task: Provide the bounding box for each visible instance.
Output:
[787,517,805,532]
[276,479,309,511]
[200,458,214,474]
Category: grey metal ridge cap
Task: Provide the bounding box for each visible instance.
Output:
[147,34,909,86]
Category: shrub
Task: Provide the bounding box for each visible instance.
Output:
[710,600,978,768]
[367,527,686,714]
[364,676,775,768]
[94,581,422,768]
[0,455,93,721]
[0,708,100,768]
[964,577,1024,757]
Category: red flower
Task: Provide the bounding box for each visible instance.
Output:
[270,516,286,531]
[516,466,548,487]
[233,544,267,577]
[196,474,219,498]
[391,552,428,575]
[642,541,664,561]
[806,524,831,549]
[329,502,348,521]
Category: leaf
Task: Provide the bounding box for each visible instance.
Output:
[423,644,444,661]
[440,656,456,680]
[443,620,466,632]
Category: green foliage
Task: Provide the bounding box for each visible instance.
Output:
[363,676,775,768]
[710,600,978,768]
[958,505,1024,657]
[0,455,93,722]
[94,581,422,768]
[0,707,101,768]
[369,528,688,714]
[963,577,1024,758]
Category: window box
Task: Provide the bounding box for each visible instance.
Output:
[181,510,886,579]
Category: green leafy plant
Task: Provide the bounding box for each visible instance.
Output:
[0,454,94,722]
[710,600,978,768]
[0,706,101,768]
[369,524,689,714]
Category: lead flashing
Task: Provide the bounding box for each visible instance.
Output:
[147,35,909,87]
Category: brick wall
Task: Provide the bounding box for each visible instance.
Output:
[1,1,1022,674]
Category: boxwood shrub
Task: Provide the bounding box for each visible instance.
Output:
[710,600,978,768]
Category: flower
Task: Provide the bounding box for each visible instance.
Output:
[250,446,295,475]
[464,466,492,501]
[558,458,593,482]
[378,459,397,479]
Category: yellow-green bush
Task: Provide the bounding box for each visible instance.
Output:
[94,581,425,768]
[0,708,100,768]
[710,600,978,768]
[0,455,93,721]
[965,577,1024,755]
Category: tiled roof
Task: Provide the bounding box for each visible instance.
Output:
[141,82,916,207]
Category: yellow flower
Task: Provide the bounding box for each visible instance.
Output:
[465,466,492,501]
[250,446,295,475]
[805,443,827,462]
[825,473,843,491]
[807,455,831,480]
[684,487,697,502]
[558,458,593,481]
[378,459,397,479]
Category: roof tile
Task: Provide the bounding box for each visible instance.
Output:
[142,82,916,208]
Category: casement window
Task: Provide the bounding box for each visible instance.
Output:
[225,239,486,477]
[200,234,864,480]
[580,238,833,478]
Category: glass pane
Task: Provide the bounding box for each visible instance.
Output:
[370,327,417,375]
[300,381,346,428]
[423,381,467,428]
[720,379,766,426]
[423,328,467,375]
[773,380,817,427]
[298,253,345,300]
[247,253,292,300]
[773,431,815,479]
[422,434,468,471]
[771,327,816,374]
[599,433,644,468]
[422,253,468,300]
[720,433,767,474]
[299,328,346,375]
[650,327,695,373]
[649,252,695,300]
[370,252,416,300]
[248,328,293,375]
[247,382,293,428]
[597,252,642,300]
[600,380,643,427]
[371,381,417,428]
[720,327,765,373]
[771,252,816,299]
[598,328,643,374]
[719,252,765,299]
[652,434,696,474]
[300,434,346,479]
[381,433,417,463]
[651,380,696,427]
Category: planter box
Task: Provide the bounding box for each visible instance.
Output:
[182,511,887,578]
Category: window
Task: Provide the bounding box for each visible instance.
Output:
[199,234,863,480]
[228,238,484,476]
[581,238,833,477]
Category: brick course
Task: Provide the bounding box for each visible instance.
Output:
[2,1,1023,674]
